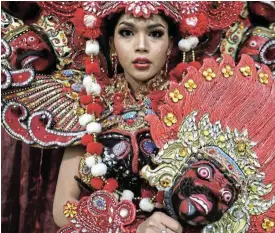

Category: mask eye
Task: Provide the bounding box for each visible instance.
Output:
[221,190,232,203]
[197,166,212,180]
[249,40,257,47]
[27,36,39,46]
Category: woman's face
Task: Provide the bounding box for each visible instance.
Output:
[111,14,173,83]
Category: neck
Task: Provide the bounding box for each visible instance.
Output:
[124,72,144,93]
[123,71,164,93]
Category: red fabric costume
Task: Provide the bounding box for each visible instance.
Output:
[1,1,274,233]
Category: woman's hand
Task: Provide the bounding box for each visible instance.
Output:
[136,212,183,233]
[53,146,84,227]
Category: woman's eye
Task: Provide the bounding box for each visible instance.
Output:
[197,166,212,180]
[149,30,164,38]
[221,190,232,204]
[119,29,133,37]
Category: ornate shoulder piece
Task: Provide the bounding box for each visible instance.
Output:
[57,190,136,233]
[142,54,275,232]
[1,67,86,147]
[1,4,109,148]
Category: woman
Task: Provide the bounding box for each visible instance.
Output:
[1,2,248,233]
[51,1,250,232]
[53,8,184,233]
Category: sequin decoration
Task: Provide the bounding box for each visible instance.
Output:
[113,141,129,158]
[92,196,107,211]
[141,140,157,156]
[122,111,137,120]
[71,83,84,92]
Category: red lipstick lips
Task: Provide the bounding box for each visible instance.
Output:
[133,57,151,70]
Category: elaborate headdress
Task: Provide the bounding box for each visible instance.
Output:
[2,2,273,233]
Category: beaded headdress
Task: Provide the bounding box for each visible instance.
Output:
[1,2,274,233]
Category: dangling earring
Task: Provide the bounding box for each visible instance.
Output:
[111,52,118,77]
[192,49,195,62]
[164,54,170,76]
[182,52,186,63]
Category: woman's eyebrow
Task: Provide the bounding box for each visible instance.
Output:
[147,23,165,29]
[118,22,165,29]
[118,21,134,27]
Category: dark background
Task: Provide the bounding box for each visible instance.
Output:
[1,129,64,233]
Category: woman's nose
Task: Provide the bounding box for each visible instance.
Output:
[135,34,148,53]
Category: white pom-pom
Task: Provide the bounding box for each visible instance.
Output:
[83,75,94,88]
[188,36,199,49]
[83,75,101,95]
[84,14,97,28]
[186,16,198,27]
[85,82,101,96]
[120,190,134,202]
[91,163,107,176]
[79,113,93,127]
[178,38,191,52]
[85,40,99,56]
[86,122,102,134]
[85,156,102,168]
[178,36,199,52]
[139,198,155,212]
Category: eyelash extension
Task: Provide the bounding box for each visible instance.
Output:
[118,29,165,38]
[149,30,164,38]
[118,29,133,37]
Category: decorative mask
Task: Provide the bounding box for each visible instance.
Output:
[238,26,275,71]
[167,147,241,226]
[4,25,57,73]
[78,109,159,193]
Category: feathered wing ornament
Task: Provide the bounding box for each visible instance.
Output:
[142,54,275,232]
[0,5,109,148]
[0,7,87,148]
[1,66,87,147]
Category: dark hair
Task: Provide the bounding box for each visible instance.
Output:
[2,2,41,23]
[98,11,181,77]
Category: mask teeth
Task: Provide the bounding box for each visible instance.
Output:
[188,200,196,216]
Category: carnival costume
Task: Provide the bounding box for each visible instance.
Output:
[1,2,275,233]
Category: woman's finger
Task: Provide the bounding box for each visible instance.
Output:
[142,225,165,233]
[151,212,182,233]
[166,228,178,233]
